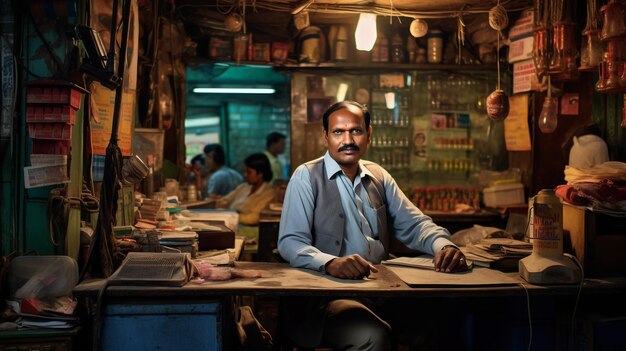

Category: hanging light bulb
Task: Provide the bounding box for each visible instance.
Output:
[355,13,377,51]
[538,97,558,133]
[539,77,558,133]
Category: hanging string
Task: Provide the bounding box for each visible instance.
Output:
[547,75,551,98]
[457,10,466,64]
[497,28,501,91]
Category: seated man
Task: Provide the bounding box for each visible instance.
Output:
[204,143,243,199]
[278,101,467,350]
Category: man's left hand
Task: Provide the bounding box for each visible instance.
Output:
[434,246,469,273]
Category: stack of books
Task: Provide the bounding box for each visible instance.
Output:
[461,238,532,271]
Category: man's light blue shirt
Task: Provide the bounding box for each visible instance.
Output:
[278,152,453,272]
[206,166,243,197]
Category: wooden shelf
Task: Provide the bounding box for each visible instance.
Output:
[184,57,499,72]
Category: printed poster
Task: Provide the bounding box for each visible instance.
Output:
[504,94,531,151]
[88,0,138,155]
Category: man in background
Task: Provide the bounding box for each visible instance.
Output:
[204,144,243,199]
[264,132,287,183]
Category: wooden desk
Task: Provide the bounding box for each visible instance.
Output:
[74,262,626,350]
[74,262,626,298]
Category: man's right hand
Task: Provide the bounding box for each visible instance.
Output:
[325,254,378,280]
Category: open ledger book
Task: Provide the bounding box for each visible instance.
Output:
[382,255,473,271]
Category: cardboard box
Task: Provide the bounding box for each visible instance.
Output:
[508,36,534,63]
[513,59,543,94]
[483,183,525,208]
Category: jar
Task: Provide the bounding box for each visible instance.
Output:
[427,29,444,63]
[390,32,405,63]
[372,31,388,63]
[334,25,348,62]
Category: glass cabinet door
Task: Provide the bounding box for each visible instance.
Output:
[290,70,506,211]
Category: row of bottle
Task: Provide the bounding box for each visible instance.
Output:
[370,31,444,64]
[427,159,477,172]
[410,186,481,212]
[432,138,475,150]
[371,112,411,127]
[371,134,411,148]
[370,152,410,169]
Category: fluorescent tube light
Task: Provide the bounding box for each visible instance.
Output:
[185,117,220,128]
[192,87,276,94]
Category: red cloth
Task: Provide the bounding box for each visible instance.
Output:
[555,180,626,211]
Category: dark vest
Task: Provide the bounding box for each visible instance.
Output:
[305,157,391,258]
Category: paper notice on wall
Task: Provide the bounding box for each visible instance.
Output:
[504,94,531,151]
[24,164,70,189]
[88,0,139,156]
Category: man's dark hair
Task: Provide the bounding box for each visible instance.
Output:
[322,100,370,133]
[245,153,273,182]
[190,154,205,166]
[203,143,225,166]
[266,132,286,148]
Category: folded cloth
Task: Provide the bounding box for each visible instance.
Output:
[555,180,626,212]
[564,161,626,184]
[555,184,587,206]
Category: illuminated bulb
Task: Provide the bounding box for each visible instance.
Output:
[538,97,558,133]
[355,13,377,51]
[384,92,396,109]
[336,83,349,102]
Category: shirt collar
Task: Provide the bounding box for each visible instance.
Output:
[322,151,373,180]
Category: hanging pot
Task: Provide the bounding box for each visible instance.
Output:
[533,27,549,80]
[548,24,563,74]
[600,0,625,40]
[579,29,604,71]
[486,89,509,122]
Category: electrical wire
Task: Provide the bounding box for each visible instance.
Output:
[565,253,585,349]
[518,282,533,351]
[177,0,530,21]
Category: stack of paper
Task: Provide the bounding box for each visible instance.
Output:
[461,238,532,270]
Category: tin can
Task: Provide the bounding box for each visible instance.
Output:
[530,189,563,256]
[187,184,197,202]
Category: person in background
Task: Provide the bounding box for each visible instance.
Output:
[204,144,243,199]
[568,123,610,169]
[215,153,276,225]
[185,154,210,199]
[277,101,467,350]
[264,131,287,183]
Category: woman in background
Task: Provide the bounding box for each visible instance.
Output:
[215,153,276,225]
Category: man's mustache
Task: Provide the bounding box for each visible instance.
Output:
[338,144,359,152]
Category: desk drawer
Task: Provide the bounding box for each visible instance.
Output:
[102,302,221,351]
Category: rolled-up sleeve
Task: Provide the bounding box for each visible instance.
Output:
[278,165,337,272]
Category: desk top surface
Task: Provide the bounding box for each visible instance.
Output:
[74,262,626,299]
